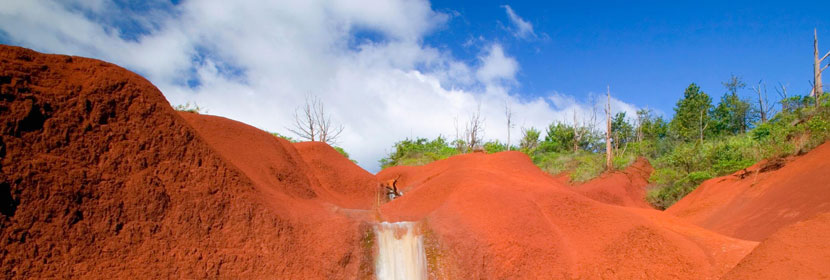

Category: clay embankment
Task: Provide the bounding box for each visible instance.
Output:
[377,151,755,279]
[567,157,654,208]
[0,45,375,279]
[722,212,830,279]
[667,141,830,241]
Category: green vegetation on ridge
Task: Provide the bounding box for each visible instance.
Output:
[380,75,830,209]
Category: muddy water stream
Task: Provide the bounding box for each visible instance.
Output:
[375,222,427,280]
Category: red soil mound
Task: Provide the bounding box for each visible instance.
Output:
[569,157,654,208]
[293,141,378,209]
[0,45,373,278]
[667,141,830,241]
[722,212,830,279]
[377,151,755,279]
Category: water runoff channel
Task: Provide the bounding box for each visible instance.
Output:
[375,177,427,280]
[374,221,427,280]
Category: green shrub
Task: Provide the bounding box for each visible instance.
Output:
[333,146,357,163]
[571,153,605,182]
[483,141,508,154]
[174,102,204,113]
[271,132,298,143]
[534,151,605,183]
[379,136,460,168]
[612,152,636,170]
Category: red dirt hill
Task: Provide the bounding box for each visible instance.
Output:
[568,157,654,208]
[722,212,830,279]
[377,151,755,279]
[293,141,378,210]
[0,45,373,278]
[667,141,830,241]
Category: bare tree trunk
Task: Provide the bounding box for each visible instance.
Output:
[605,86,613,171]
[753,81,769,123]
[505,101,512,151]
[815,28,830,107]
[573,109,580,153]
[699,108,709,143]
[777,83,789,112]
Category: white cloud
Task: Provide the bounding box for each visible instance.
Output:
[476,44,518,86]
[502,5,535,39]
[0,0,638,172]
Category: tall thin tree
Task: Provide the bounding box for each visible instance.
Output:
[573,109,581,153]
[776,82,789,112]
[605,86,613,171]
[814,28,830,107]
[505,101,513,151]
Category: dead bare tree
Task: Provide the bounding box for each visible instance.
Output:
[814,28,830,107]
[465,103,485,152]
[605,86,613,171]
[505,101,513,151]
[752,80,774,123]
[636,107,645,143]
[288,95,344,144]
[776,82,789,112]
[573,109,581,153]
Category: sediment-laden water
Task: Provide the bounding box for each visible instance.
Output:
[375,222,427,280]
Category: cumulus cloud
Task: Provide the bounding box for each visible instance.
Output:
[0,0,637,172]
[502,5,535,39]
[476,44,518,86]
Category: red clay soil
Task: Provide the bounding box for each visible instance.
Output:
[292,141,378,210]
[568,157,654,208]
[721,212,830,279]
[378,151,755,279]
[0,45,375,278]
[667,141,830,241]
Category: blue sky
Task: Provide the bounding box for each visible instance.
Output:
[427,1,830,114]
[1,0,828,172]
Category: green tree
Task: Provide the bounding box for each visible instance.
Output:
[482,140,508,153]
[670,83,714,142]
[712,75,751,135]
[636,109,668,141]
[541,122,574,153]
[611,112,634,150]
[519,127,541,155]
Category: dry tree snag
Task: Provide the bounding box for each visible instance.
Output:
[605,86,613,171]
[573,109,581,153]
[288,95,344,144]
[776,82,789,112]
[814,28,830,106]
[505,100,513,151]
[465,103,485,152]
[752,81,774,123]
